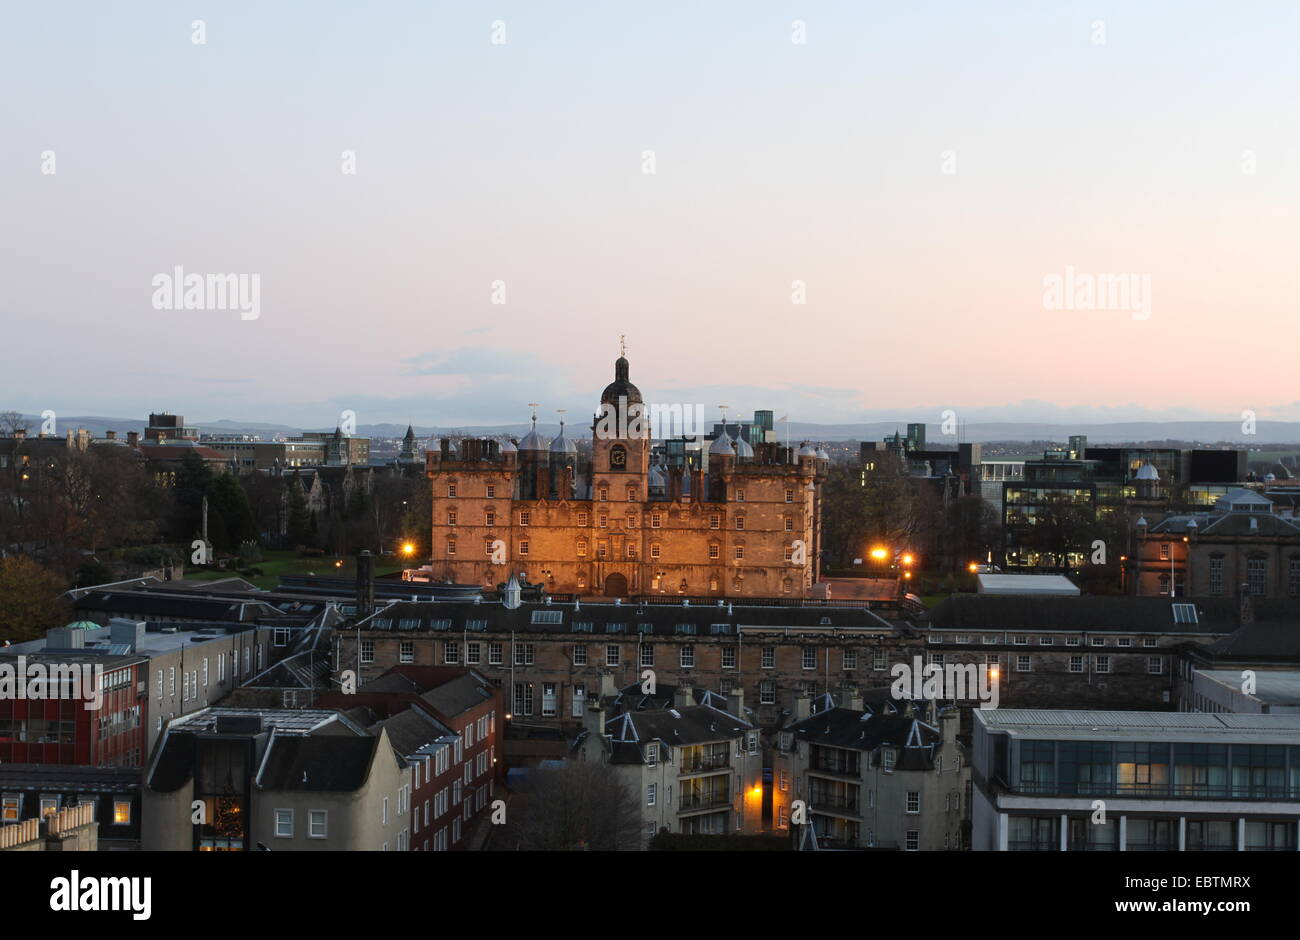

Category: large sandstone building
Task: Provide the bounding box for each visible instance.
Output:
[425,355,828,598]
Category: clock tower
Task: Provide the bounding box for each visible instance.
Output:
[592,351,649,492]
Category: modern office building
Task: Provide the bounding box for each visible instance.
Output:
[972,709,1300,851]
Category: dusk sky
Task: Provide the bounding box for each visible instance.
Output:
[4,1,1298,429]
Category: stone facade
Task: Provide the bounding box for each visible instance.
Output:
[424,355,828,599]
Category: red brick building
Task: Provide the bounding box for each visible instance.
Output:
[315,666,503,851]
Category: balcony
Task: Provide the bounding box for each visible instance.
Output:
[808,792,859,816]
[679,792,731,813]
[808,759,861,780]
[680,754,730,775]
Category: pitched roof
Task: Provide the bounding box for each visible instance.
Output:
[924,594,1235,634]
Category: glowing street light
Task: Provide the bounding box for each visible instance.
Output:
[900,553,915,567]
[967,562,980,573]
[401,541,416,557]
[869,546,889,562]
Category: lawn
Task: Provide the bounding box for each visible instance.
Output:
[183,550,407,590]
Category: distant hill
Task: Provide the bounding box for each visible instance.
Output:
[12,414,1300,446]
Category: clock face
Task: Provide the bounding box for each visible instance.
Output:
[610,446,626,468]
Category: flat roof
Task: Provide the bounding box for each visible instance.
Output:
[1198,669,1300,706]
[976,708,1300,743]
[977,574,1079,596]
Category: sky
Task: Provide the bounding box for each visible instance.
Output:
[3,1,1299,430]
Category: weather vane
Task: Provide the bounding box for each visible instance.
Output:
[619,334,626,357]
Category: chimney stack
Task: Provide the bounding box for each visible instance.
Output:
[674,681,694,710]
[105,430,116,441]
[356,551,375,619]
[726,687,745,718]
[127,431,139,447]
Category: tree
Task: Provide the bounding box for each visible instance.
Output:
[285,481,312,548]
[205,473,256,553]
[0,556,70,644]
[505,762,642,851]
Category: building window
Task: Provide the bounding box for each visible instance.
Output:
[760,680,776,705]
[606,644,620,667]
[785,489,794,503]
[650,543,661,559]
[1210,557,1225,596]
[1069,655,1084,673]
[1147,657,1163,675]
[113,801,131,825]
[598,513,608,528]
[761,647,775,669]
[308,810,327,838]
[905,831,920,851]
[486,484,496,498]
[721,647,736,669]
[573,644,587,666]
[1290,558,1300,597]
[518,540,529,556]
[577,512,588,526]
[445,642,460,664]
[647,783,656,806]
[843,649,857,670]
[1016,655,1031,672]
[513,683,534,716]
[446,538,456,555]
[1248,557,1267,596]
[734,546,745,560]
[577,538,588,557]
[447,484,456,498]
[598,487,608,501]
[519,510,530,526]
[735,517,745,530]
[489,642,503,665]
[873,650,886,671]
[1159,542,1170,561]
[735,489,745,502]
[447,510,457,526]
[466,642,480,665]
[680,646,695,668]
[360,640,374,664]
[651,513,661,528]
[1095,655,1111,674]
[275,809,293,838]
[802,648,817,670]
[906,791,920,814]
[640,644,654,667]
[515,644,534,666]
[542,683,557,717]
[710,514,720,529]
[400,640,414,664]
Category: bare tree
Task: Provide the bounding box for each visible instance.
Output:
[504,761,643,851]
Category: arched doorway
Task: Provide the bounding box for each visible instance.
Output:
[603,572,629,597]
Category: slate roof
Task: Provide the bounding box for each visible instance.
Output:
[370,707,453,757]
[0,763,141,792]
[923,594,1237,635]
[355,599,894,638]
[784,708,940,768]
[146,708,379,793]
[259,735,379,791]
[602,704,752,764]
